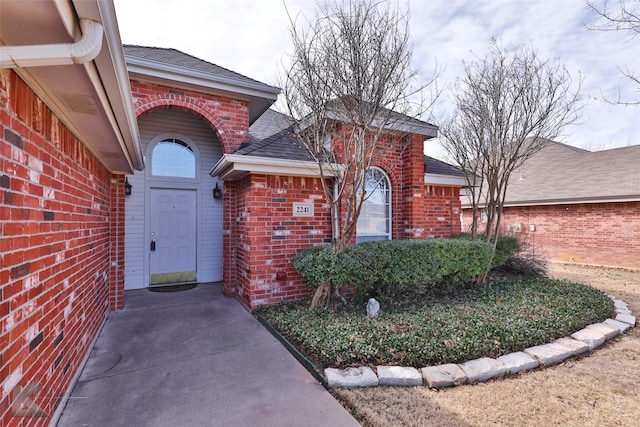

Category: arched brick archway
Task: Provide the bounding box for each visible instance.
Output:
[134,95,234,154]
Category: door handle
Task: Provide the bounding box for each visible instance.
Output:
[150,231,156,251]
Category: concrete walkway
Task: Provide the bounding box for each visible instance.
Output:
[56,283,358,427]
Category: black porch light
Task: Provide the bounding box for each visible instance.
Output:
[213,182,222,199]
[124,177,132,196]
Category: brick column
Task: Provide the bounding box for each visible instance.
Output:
[222,181,238,297]
[109,174,125,310]
[402,134,427,239]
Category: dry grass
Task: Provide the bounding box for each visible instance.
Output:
[334,264,640,426]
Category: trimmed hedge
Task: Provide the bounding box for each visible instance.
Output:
[292,239,493,297]
[455,233,520,268]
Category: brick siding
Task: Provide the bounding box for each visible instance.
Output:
[228,127,463,309]
[1,70,115,426]
[130,81,249,154]
[462,202,640,269]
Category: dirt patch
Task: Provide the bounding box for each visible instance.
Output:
[335,264,640,426]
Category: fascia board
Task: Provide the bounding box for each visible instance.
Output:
[424,173,467,187]
[211,154,342,180]
[125,57,280,101]
[461,195,640,209]
[93,0,144,170]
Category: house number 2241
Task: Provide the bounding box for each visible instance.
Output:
[293,203,314,217]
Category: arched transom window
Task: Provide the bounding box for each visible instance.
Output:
[356,167,391,243]
[151,138,195,178]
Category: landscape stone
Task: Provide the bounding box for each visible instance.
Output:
[616,307,633,315]
[604,318,633,334]
[376,366,423,386]
[524,342,575,366]
[325,367,378,388]
[421,364,467,388]
[586,322,620,340]
[459,357,507,383]
[554,337,590,355]
[497,352,539,374]
[615,313,637,326]
[612,299,628,310]
[571,328,606,350]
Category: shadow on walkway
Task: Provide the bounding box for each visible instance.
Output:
[57,283,358,426]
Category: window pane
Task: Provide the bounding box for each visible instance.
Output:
[356,168,391,241]
[152,139,195,178]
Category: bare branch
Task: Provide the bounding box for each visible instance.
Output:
[280,0,439,306]
[439,41,583,276]
[587,0,640,104]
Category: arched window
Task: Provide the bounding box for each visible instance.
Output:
[356,167,391,243]
[151,138,195,178]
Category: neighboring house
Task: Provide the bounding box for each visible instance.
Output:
[1,2,465,425]
[461,141,640,269]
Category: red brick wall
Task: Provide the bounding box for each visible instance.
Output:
[1,70,114,425]
[462,202,640,269]
[233,174,332,309]
[130,80,249,154]
[425,185,462,238]
[226,129,463,309]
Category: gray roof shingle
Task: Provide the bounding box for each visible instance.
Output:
[244,110,464,173]
[504,141,640,204]
[123,45,278,91]
[424,156,465,177]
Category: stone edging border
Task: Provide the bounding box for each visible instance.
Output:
[325,296,636,388]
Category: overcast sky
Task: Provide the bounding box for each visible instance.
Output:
[114,0,639,159]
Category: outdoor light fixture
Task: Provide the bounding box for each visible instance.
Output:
[213,182,222,199]
[124,177,132,196]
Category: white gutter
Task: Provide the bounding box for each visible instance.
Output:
[0,19,103,68]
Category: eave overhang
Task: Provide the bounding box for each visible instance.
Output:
[424,173,467,187]
[461,195,640,209]
[0,0,143,173]
[210,154,343,181]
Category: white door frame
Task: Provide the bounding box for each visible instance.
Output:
[142,133,203,288]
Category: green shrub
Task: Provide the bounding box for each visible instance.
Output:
[455,233,520,268]
[292,239,494,297]
[493,235,519,267]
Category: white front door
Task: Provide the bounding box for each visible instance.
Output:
[149,188,197,285]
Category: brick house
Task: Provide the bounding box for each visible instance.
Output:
[461,141,640,270]
[1,2,465,425]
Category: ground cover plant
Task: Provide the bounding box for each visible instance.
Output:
[256,277,613,369]
[332,265,640,427]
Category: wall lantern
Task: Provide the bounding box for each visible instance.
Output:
[124,177,132,196]
[212,182,223,199]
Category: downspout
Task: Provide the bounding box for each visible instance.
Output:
[333,176,340,248]
[0,19,103,68]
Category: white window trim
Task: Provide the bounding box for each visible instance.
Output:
[145,132,202,182]
[356,166,392,243]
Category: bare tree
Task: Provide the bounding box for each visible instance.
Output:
[587,0,640,104]
[281,0,437,306]
[440,42,582,280]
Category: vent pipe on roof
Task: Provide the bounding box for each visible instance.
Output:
[0,19,103,69]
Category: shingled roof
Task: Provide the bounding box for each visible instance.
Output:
[424,155,466,177]
[502,141,640,205]
[123,45,274,88]
[243,110,464,177]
